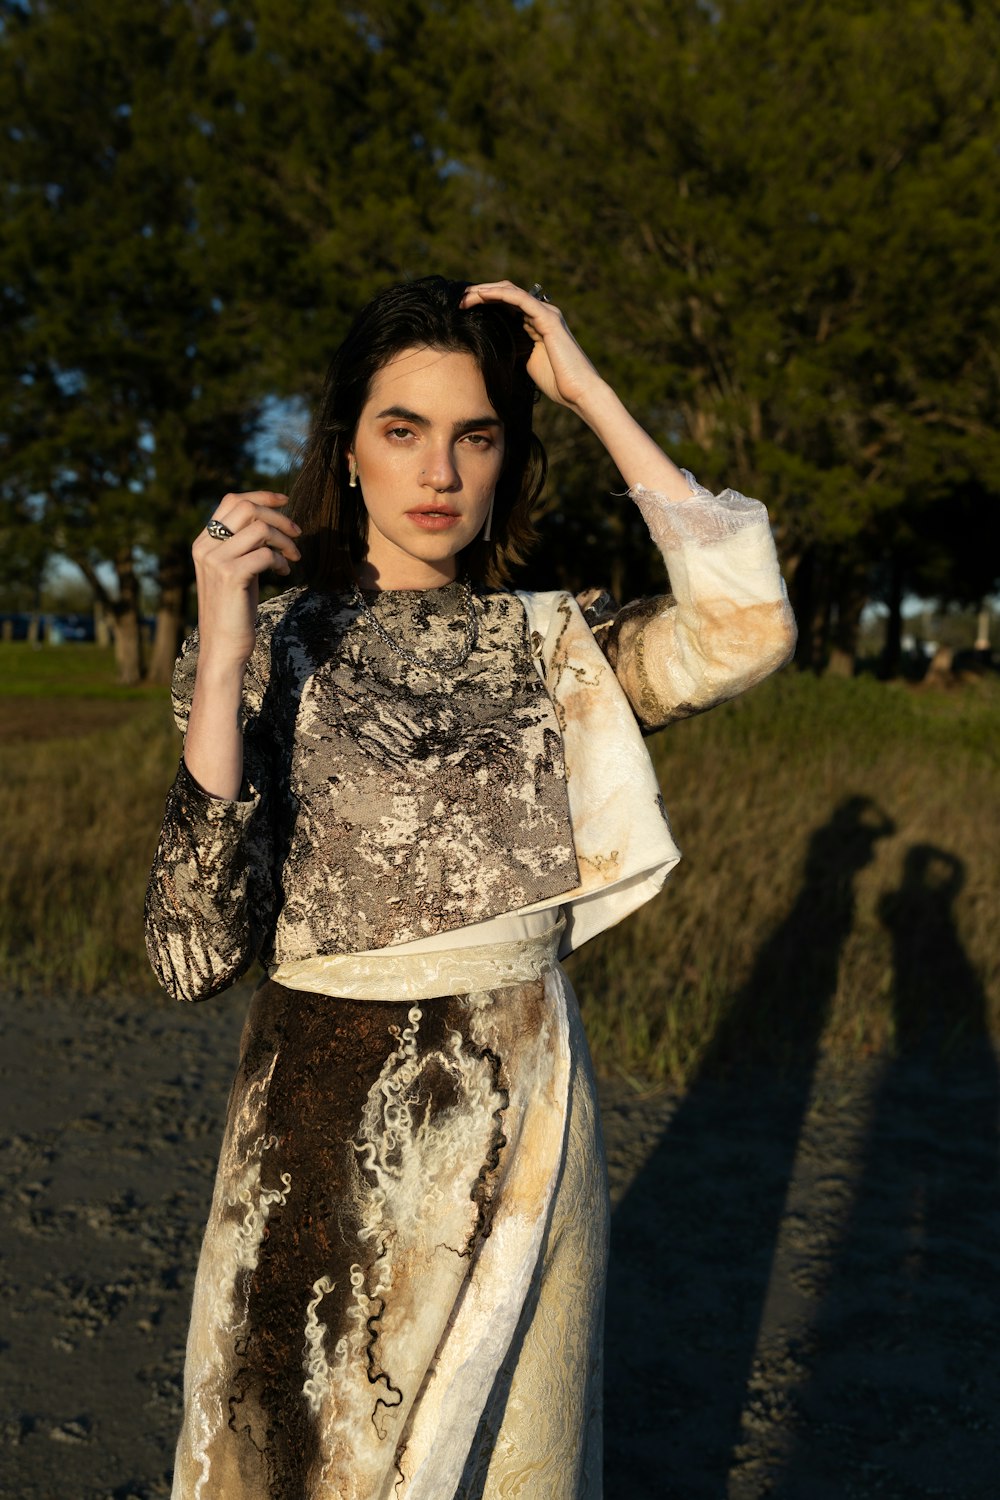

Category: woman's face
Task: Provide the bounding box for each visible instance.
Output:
[349,345,505,590]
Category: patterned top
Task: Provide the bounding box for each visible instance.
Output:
[145,480,798,1002]
[148,585,581,1000]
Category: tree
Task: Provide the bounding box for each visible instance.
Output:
[4,0,996,677]
[1,0,274,679]
[439,0,1000,658]
[0,0,465,680]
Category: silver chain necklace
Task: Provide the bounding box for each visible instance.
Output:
[349,579,479,673]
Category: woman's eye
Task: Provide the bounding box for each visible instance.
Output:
[463,433,491,447]
[387,426,414,440]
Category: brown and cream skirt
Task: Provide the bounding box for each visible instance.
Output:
[170,957,608,1499]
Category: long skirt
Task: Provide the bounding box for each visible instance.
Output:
[170,966,609,1499]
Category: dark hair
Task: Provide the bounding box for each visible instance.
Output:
[288,276,547,590]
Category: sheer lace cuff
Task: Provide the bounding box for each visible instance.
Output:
[630,470,770,553]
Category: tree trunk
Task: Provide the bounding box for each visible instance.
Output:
[975,604,991,653]
[70,550,143,682]
[826,645,854,677]
[825,567,867,677]
[111,549,144,686]
[789,548,829,671]
[94,600,113,647]
[147,546,191,686]
[881,552,904,679]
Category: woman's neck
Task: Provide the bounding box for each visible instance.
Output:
[355,553,458,592]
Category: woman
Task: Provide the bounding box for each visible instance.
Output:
[146,276,796,1499]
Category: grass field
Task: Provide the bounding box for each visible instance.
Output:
[1,643,997,1084]
[0,641,162,699]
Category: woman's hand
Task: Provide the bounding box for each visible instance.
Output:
[461,280,693,500]
[183,492,299,801]
[460,280,606,412]
[191,491,301,671]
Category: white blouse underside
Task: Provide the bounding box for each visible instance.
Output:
[268,908,565,1001]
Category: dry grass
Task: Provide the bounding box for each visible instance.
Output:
[569,670,1000,1084]
[0,701,178,996]
[2,648,997,1084]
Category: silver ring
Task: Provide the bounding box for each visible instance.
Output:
[206,518,234,541]
[528,282,551,303]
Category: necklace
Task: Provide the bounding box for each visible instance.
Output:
[350,578,479,672]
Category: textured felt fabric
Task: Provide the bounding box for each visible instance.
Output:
[145,479,796,1498]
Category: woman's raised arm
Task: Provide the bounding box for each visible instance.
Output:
[461,281,797,725]
[144,491,299,1001]
[460,279,694,500]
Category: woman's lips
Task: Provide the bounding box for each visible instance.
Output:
[405,509,462,531]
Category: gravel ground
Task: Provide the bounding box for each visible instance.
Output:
[3,981,999,1499]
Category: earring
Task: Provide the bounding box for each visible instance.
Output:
[348,455,358,488]
[482,493,495,543]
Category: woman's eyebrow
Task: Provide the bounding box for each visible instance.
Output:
[375,404,502,433]
[454,415,503,434]
[375,405,428,424]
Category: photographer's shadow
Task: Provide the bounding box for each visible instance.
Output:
[769,845,1000,1497]
[602,796,894,1498]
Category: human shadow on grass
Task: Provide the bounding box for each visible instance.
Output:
[602,795,894,1499]
[768,845,1000,1499]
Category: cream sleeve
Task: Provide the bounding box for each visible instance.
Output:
[591,472,797,729]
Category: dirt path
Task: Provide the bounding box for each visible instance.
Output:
[3,983,999,1499]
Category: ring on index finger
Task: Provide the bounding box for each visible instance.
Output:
[528,282,552,303]
[206,518,234,541]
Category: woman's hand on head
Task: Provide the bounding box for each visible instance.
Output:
[460,280,606,412]
[464,280,691,499]
[192,491,301,671]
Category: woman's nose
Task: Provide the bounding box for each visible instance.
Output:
[421,445,460,491]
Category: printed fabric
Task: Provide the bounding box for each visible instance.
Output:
[147,585,579,1001]
[169,964,608,1500]
[145,476,797,1500]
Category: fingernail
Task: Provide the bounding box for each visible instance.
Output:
[291,522,302,534]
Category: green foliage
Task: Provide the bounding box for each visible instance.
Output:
[0,0,482,669]
[1,0,997,652]
[442,0,1000,589]
[0,0,271,671]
